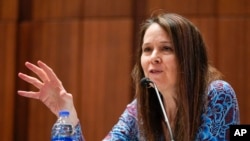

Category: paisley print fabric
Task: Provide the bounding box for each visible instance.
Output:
[74,80,240,141]
[195,80,240,140]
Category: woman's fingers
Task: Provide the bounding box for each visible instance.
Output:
[37,60,61,85]
[25,61,49,82]
[17,91,40,99]
[18,72,43,89]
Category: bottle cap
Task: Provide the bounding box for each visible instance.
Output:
[59,110,70,117]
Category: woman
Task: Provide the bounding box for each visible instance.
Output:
[18,13,240,141]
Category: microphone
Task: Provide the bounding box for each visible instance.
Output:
[140,77,174,141]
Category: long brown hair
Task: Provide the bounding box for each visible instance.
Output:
[132,13,222,141]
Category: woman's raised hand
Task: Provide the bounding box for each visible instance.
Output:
[18,60,79,125]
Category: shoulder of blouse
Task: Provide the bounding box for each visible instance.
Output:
[102,99,139,141]
[74,100,139,141]
[207,80,239,109]
[126,99,138,119]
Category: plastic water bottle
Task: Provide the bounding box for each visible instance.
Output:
[51,110,74,141]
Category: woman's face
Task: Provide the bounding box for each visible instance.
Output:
[141,23,178,93]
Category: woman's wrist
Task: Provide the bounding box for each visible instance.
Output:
[59,92,79,126]
[69,107,79,126]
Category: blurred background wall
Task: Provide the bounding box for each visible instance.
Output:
[0,0,249,140]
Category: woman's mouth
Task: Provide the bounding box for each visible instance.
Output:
[149,69,163,74]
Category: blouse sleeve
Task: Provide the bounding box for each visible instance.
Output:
[196,80,240,141]
[73,122,85,141]
[102,99,139,141]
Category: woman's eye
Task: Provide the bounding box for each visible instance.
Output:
[143,47,152,52]
[162,46,173,52]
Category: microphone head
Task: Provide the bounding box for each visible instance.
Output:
[140,77,152,87]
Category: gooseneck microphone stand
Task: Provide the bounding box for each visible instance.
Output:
[140,77,174,141]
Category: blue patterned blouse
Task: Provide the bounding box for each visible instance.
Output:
[74,80,240,141]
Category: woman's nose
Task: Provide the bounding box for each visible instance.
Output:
[151,51,162,64]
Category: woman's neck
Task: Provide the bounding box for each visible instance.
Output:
[162,90,177,127]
